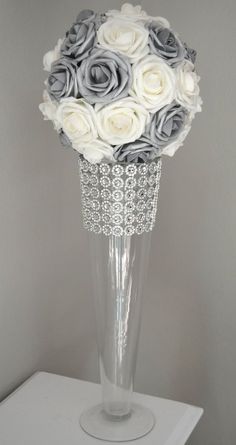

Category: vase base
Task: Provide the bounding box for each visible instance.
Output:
[80,403,155,442]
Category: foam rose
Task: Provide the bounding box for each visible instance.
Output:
[75,139,114,164]
[146,102,188,148]
[97,18,149,63]
[39,90,60,131]
[175,60,202,112]
[61,20,96,61]
[106,3,170,27]
[148,24,186,67]
[106,3,148,21]
[95,98,150,145]
[43,38,64,72]
[161,117,192,157]
[75,10,97,24]
[77,48,132,104]
[47,58,79,101]
[114,136,160,163]
[131,55,176,112]
[56,98,97,148]
[184,43,197,64]
[75,9,106,27]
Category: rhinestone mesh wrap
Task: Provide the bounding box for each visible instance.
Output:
[79,156,162,236]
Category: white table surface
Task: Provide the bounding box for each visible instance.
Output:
[0,372,203,445]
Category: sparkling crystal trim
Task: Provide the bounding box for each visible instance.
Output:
[79,157,162,237]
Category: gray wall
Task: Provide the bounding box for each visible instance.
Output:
[0,0,235,444]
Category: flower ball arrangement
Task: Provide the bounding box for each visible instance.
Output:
[39,3,202,164]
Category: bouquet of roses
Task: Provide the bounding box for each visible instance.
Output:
[39,3,202,164]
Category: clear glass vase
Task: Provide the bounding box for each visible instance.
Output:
[79,157,162,441]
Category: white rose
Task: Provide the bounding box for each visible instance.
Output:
[131,55,176,113]
[161,117,192,157]
[106,3,170,27]
[75,140,114,164]
[43,38,64,72]
[175,60,202,113]
[39,90,60,131]
[97,18,149,63]
[106,3,148,21]
[95,98,150,145]
[56,98,97,148]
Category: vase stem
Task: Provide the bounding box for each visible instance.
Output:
[89,232,151,419]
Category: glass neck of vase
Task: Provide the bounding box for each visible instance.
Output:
[88,232,152,419]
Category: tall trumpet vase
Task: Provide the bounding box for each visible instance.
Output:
[79,157,162,442]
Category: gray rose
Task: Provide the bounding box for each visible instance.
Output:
[77,48,132,104]
[146,102,188,148]
[184,43,197,64]
[76,10,106,27]
[148,23,186,67]
[61,21,96,61]
[114,137,161,163]
[47,58,79,101]
[76,9,96,23]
